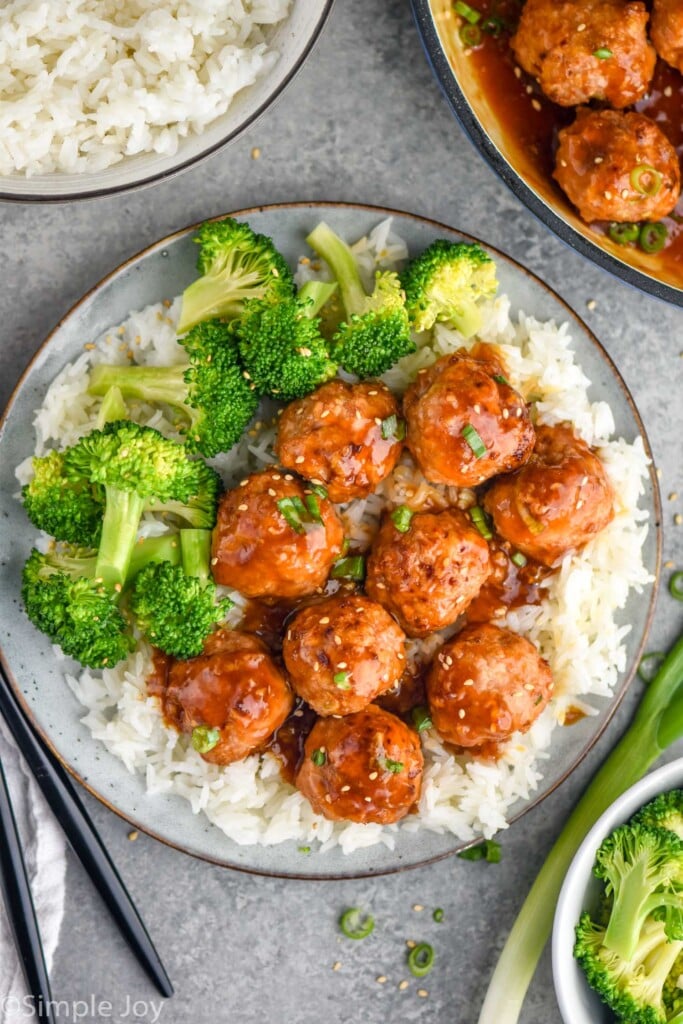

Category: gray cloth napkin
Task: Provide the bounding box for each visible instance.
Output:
[0,720,66,1024]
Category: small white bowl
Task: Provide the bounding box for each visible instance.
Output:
[0,2,333,203]
[552,758,683,1024]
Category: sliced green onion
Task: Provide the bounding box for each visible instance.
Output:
[670,571,683,601]
[331,555,366,581]
[457,839,501,863]
[639,221,668,254]
[311,748,327,767]
[408,942,435,978]
[492,373,510,386]
[638,651,665,683]
[469,505,493,540]
[340,536,350,556]
[454,1,481,23]
[412,706,433,732]
[459,22,482,46]
[381,414,406,441]
[339,907,375,940]
[630,164,663,198]
[511,551,528,568]
[608,222,640,245]
[277,497,305,534]
[383,758,404,774]
[191,726,220,754]
[305,493,323,523]
[299,845,311,855]
[462,422,486,459]
[593,47,612,59]
[433,908,444,923]
[333,671,351,689]
[308,482,328,499]
[391,505,414,533]
[481,15,506,36]
[517,499,545,535]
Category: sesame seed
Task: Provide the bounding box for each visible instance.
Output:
[514,66,522,78]
[251,147,261,159]
[458,709,466,719]
[334,635,342,645]
[675,514,683,526]
[321,410,330,418]
[211,557,218,566]
[669,492,679,501]
[664,85,673,97]
[399,980,409,991]
[368,390,378,396]
[268,489,276,497]
[412,903,424,912]
[272,473,281,481]
[295,456,305,464]
[594,157,603,165]
[418,989,429,998]
[531,99,541,112]
[621,189,629,199]
[325,794,332,803]
[375,417,382,425]
[369,771,378,780]
[524,683,535,691]
[240,479,249,486]
[128,830,138,841]
[586,299,597,311]
[332,961,341,971]
[364,796,372,803]
[516,407,522,417]
[319,617,330,625]
[525,84,532,95]
[473,404,481,414]
[341,785,350,792]
[577,21,586,29]
[284,474,294,481]
[293,709,304,718]
[604,191,612,200]
[581,476,589,485]
[502,409,509,420]
[463,678,474,686]
[338,662,348,669]
[406,940,416,948]
[576,499,583,510]
[314,664,320,673]
[376,976,387,984]
[665,560,675,569]
[238,504,248,511]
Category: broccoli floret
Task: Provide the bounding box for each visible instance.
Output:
[22,449,104,546]
[400,239,498,337]
[235,281,338,401]
[177,217,294,334]
[130,529,232,659]
[575,912,683,1024]
[88,320,258,458]
[306,221,415,378]
[634,792,683,842]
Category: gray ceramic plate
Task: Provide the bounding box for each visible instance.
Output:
[0,203,661,878]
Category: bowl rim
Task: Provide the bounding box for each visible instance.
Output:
[409,0,683,309]
[0,200,663,878]
[552,757,683,1024]
[0,1,334,205]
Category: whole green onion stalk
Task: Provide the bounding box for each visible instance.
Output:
[477,631,683,1024]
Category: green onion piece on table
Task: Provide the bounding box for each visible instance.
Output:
[433,908,444,923]
[454,1,481,23]
[639,222,668,254]
[458,839,501,863]
[462,422,487,458]
[476,631,683,1024]
[330,555,366,581]
[638,651,665,683]
[608,222,640,245]
[191,726,220,754]
[391,505,414,533]
[670,571,683,601]
[408,942,435,977]
[630,165,663,197]
[339,907,375,940]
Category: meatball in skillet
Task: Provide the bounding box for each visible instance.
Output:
[651,0,683,73]
[211,469,344,600]
[403,352,535,488]
[365,507,491,638]
[283,593,406,716]
[511,0,655,108]
[275,379,404,503]
[554,109,681,224]
[296,705,424,824]
[426,623,553,751]
[483,423,614,567]
[164,630,293,765]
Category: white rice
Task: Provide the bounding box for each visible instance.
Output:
[0,0,290,177]
[16,219,653,853]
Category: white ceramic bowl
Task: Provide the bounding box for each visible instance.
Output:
[552,757,683,1024]
[0,2,333,203]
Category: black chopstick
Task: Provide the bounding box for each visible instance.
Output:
[0,758,55,1024]
[0,663,174,999]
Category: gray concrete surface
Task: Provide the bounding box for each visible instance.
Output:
[1,1,682,1022]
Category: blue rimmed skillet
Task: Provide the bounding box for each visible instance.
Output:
[0,202,662,879]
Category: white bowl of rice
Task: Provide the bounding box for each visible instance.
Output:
[0,0,333,202]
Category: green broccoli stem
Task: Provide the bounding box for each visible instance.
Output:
[179,529,211,584]
[477,633,683,1024]
[306,222,367,316]
[95,487,145,590]
[95,385,128,430]
[89,364,190,417]
[127,534,181,580]
[298,279,338,317]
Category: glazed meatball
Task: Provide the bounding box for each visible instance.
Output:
[651,0,683,73]
[211,469,344,600]
[483,423,614,567]
[164,630,293,765]
[511,0,655,108]
[275,379,404,502]
[554,109,681,224]
[296,705,424,824]
[365,508,491,637]
[403,352,535,488]
[283,593,406,716]
[426,624,553,751]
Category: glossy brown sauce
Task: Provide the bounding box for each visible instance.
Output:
[263,701,317,785]
[466,538,556,622]
[461,1,683,267]
[147,648,171,701]
[563,705,588,726]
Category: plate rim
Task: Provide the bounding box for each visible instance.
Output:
[0,200,663,879]
[409,0,683,309]
[0,1,334,204]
